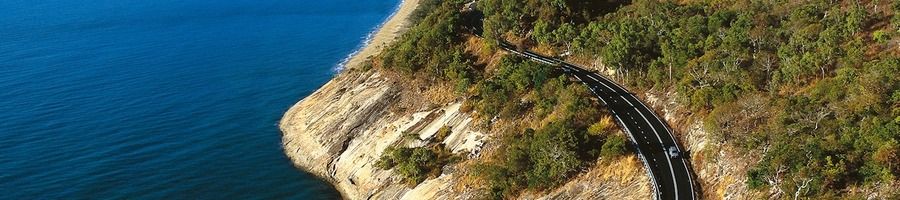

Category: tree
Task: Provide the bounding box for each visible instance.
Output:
[573,21,604,54]
[526,122,582,188]
[552,23,578,51]
[872,140,898,176]
[600,16,660,71]
[532,19,553,44]
[845,3,869,35]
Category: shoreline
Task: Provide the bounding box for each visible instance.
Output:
[282,0,420,199]
[336,0,420,71]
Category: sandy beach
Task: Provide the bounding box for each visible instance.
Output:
[340,0,420,70]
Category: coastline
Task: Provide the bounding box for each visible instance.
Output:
[279,1,655,199]
[337,0,420,71]
[281,0,420,199]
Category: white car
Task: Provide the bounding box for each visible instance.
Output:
[667,146,681,159]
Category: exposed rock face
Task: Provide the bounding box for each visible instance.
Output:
[644,92,765,199]
[279,2,652,197]
[570,55,759,199]
[280,69,484,199]
[280,68,653,199]
[568,57,741,199]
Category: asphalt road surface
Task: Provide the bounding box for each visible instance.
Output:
[501,42,697,200]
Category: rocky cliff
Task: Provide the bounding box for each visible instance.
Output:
[280,69,486,199]
[572,58,765,199]
[279,1,652,198]
[279,67,652,199]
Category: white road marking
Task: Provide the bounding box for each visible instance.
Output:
[509,49,693,200]
[633,106,679,199]
[581,69,684,198]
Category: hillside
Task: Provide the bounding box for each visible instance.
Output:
[283,0,900,199]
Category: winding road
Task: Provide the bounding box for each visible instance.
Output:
[500,42,697,200]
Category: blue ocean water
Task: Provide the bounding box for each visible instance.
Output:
[0,0,398,198]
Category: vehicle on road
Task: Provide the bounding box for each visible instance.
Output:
[502,41,696,199]
[667,146,680,159]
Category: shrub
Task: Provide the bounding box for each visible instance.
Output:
[587,116,614,136]
[746,168,767,189]
[873,30,890,44]
[376,145,457,185]
[476,55,556,120]
[525,122,583,188]
[474,120,607,198]
[434,126,452,142]
[600,134,628,158]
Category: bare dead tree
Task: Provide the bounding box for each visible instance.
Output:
[793,178,812,200]
[814,107,832,130]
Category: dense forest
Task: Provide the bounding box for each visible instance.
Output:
[371,0,899,198]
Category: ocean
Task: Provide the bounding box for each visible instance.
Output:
[0,0,398,198]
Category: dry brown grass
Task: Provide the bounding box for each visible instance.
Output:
[463,36,507,75]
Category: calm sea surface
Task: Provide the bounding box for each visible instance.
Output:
[0,0,398,198]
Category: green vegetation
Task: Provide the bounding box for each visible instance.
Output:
[874,30,891,44]
[384,39,625,195]
[373,0,899,198]
[474,123,585,198]
[469,57,625,198]
[474,119,625,199]
[600,134,627,158]
[475,0,900,198]
[375,145,459,185]
[377,1,616,193]
[474,56,555,119]
[379,0,475,93]
[434,126,453,142]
